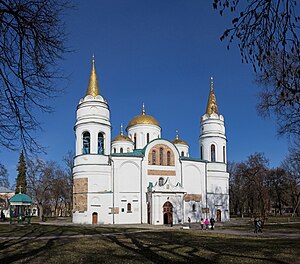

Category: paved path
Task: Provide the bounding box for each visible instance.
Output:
[0,222,299,240]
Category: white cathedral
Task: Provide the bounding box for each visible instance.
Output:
[72,57,229,225]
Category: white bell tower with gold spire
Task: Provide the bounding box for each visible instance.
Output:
[74,55,111,157]
[73,56,112,224]
[199,77,227,164]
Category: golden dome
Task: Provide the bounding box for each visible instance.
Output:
[171,129,188,146]
[112,124,133,142]
[127,104,160,129]
[112,134,132,142]
[206,77,219,115]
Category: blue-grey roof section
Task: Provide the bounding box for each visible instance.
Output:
[112,148,145,157]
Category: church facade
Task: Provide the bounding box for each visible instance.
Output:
[72,58,229,225]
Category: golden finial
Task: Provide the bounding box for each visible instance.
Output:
[206,77,219,115]
[86,55,100,97]
[120,123,124,135]
[176,129,179,140]
[142,102,145,115]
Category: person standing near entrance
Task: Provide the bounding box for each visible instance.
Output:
[200,218,204,230]
[205,218,209,229]
[188,217,191,228]
[210,217,215,230]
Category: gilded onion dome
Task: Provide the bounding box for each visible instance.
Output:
[86,55,101,97]
[112,124,133,142]
[171,129,188,146]
[206,77,219,115]
[127,103,160,129]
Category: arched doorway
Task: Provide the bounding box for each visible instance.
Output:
[92,212,98,224]
[217,209,221,222]
[163,201,173,225]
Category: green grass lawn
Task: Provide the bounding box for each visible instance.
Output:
[0,224,299,263]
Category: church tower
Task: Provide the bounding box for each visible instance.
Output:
[199,78,227,164]
[73,56,112,224]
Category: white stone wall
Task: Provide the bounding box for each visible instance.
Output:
[127,124,161,149]
[199,113,226,163]
[111,140,134,153]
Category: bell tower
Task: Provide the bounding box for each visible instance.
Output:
[199,78,227,164]
[74,56,111,158]
[73,56,112,224]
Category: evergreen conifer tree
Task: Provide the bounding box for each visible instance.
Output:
[15,150,27,194]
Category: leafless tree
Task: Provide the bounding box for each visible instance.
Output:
[213,0,300,140]
[0,163,9,188]
[0,0,71,153]
[281,148,300,216]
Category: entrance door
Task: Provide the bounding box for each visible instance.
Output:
[216,209,221,222]
[92,212,98,224]
[163,201,173,225]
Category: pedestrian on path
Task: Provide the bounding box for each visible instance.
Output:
[200,218,204,230]
[210,217,215,230]
[205,218,209,229]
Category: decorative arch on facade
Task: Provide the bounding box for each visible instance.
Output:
[148,144,175,166]
[82,131,90,154]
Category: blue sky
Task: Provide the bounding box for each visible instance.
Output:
[1,0,290,185]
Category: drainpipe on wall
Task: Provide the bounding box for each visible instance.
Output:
[140,157,143,224]
[205,161,208,220]
[110,156,115,224]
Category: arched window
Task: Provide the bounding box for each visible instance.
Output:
[134,133,137,148]
[159,148,163,165]
[181,151,184,157]
[159,177,164,186]
[211,144,216,162]
[127,147,130,153]
[147,133,150,143]
[192,204,196,212]
[167,151,171,166]
[127,203,132,213]
[113,148,116,153]
[223,146,226,163]
[82,132,90,154]
[200,146,203,160]
[120,148,123,153]
[98,132,104,154]
[152,150,156,165]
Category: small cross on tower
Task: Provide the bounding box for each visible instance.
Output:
[18,185,23,194]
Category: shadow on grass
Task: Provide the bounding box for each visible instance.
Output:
[0,227,299,263]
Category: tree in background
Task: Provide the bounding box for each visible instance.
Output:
[267,167,289,216]
[0,0,71,153]
[213,0,300,142]
[282,147,300,216]
[63,150,74,216]
[0,163,9,188]
[15,150,27,194]
[27,156,72,219]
